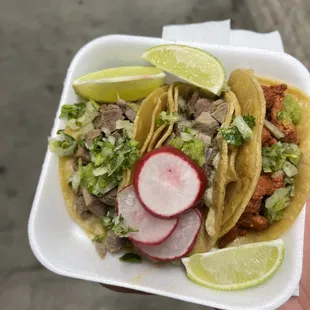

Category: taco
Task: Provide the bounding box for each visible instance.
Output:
[218,69,310,248]
[144,82,247,253]
[49,87,169,256]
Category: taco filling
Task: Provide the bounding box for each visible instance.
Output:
[49,97,143,256]
[219,82,302,248]
[167,89,229,203]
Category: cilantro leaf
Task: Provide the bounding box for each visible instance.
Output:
[101,213,138,238]
[60,103,86,120]
[219,126,243,146]
[119,253,142,263]
[243,115,256,129]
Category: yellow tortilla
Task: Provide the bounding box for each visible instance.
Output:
[59,156,106,239]
[160,84,237,254]
[194,91,236,252]
[219,69,265,237]
[132,85,169,154]
[230,76,310,245]
[149,84,176,149]
[147,92,169,152]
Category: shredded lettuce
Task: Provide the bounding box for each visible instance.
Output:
[48,130,77,157]
[264,187,290,223]
[67,101,99,130]
[283,95,302,125]
[115,120,134,138]
[262,142,301,173]
[60,102,86,120]
[156,111,179,127]
[233,115,253,141]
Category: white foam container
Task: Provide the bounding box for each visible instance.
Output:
[28,35,309,310]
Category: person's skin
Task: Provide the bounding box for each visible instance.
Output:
[279,201,310,310]
[102,203,310,309]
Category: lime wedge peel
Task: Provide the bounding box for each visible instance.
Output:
[142,44,226,96]
[72,66,166,102]
[182,239,284,291]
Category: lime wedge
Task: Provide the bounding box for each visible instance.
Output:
[142,45,226,95]
[182,239,284,290]
[72,66,165,102]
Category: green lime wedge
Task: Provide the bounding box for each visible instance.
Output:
[182,239,284,290]
[72,66,165,102]
[142,44,226,96]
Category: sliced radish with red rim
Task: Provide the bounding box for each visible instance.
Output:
[117,185,178,245]
[133,146,207,218]
[135,209,202,261]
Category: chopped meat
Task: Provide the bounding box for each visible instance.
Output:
[251,174,284,201]
[272,172,285,189]
[94,241,107,259]
[193,112,219,137]
[82,188,106,218]
[274,121,299,144]
[85,129,101,147]
[124,108,136,122]
[244,198,262,214]
[205,147,219,165]
[116,98,128,110]
[75,146,90,164]
[93,104,124,133]
[87,200,106,218]
[218,226,239,249]
[194,98,212,118]
[74,190,91,220]
[238,214,269,231]
[99,187,117,206]
[105,231,126,253]
[263,84,299,144]
[209,100,228,124]
[238,228,248,236]
[196,132,212,148]
[186,91,200,118]
[262,84,287,110]
[261,127,277,147]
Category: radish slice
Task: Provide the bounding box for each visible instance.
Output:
[136,209,202,261]
[133,146,207,218]
[117,185,178,245]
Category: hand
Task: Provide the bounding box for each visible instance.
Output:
[280,201,310,310]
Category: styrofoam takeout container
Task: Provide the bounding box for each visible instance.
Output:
[28,35,310,310]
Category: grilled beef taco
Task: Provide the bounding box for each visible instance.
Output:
[218,69,310,248]
[140,82,247,253]
[49,86,170,256]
